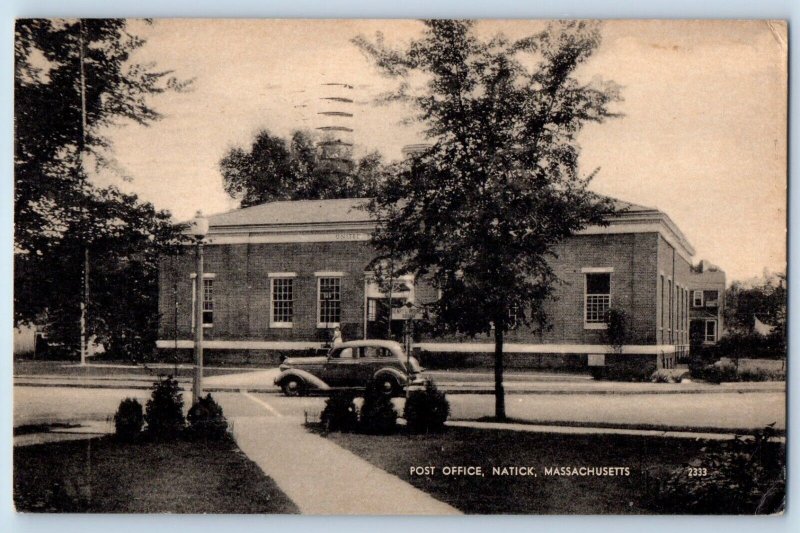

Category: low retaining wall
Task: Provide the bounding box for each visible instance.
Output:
[155,348,324,367]
[416,351,587,370]
[156,347,662,373]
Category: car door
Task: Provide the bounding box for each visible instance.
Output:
[322,347,359,386]
[359,346,395,384]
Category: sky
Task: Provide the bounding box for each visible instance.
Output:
[90,19,787,283]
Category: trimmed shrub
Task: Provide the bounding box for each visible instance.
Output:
[321,391,359,432]
[114,398,144,442]
[186,393,228,440]
[737,367,786,382]
[692,361,738,384]
[359,381,398,435]
[144,375,185,440]
[404,381,450,433]
[692,331,786,362]
[603,308,629,354]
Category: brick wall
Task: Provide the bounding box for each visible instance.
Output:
[159,241,376,342]
[655,235,693,346]
[159,231,666,348]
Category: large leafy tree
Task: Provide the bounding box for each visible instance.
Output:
[14,19,188,359]
[724,272,787,335]
[220,129,390,207]
[355,20,621,419]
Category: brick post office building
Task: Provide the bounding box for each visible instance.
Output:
[157,197,723,373]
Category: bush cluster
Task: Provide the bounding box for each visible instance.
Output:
[320,391,359,432]
[186,393,228,440]
[144,376,186,440]
[115,378,229,442]
[694,331,786,361]
[319,380,451,435]
[691,362,739,384]
[359,381,398,434]
[114,398,144,441]
[737,367,786,382]
[403,381,450,433]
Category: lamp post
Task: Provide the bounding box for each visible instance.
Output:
[190,211,209,406]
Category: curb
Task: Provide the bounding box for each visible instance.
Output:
[446,420,787,442]
[14,381,784,396]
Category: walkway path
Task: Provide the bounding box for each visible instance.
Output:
[226,395,460,515]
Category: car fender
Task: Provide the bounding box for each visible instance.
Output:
[275,369,331,391]
[372,367,408,385]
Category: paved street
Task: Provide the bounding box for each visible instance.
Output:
[15,382,785,433]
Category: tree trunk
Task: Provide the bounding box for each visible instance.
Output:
[494,326,506,420]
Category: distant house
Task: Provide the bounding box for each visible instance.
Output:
[688,260,726,348]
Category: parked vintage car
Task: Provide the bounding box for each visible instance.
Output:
[274,339,426,396]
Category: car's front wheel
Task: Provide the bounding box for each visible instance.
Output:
[375,375,400,397]
[281,377,305,397]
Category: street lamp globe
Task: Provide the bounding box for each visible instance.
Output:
[190,210,209,239]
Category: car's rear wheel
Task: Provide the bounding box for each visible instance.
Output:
[375,375,400,397]
[281,377,305,397]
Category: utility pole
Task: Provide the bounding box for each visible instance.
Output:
[78,19,89,366]
[193,239,204,404]
[190,211,209,405]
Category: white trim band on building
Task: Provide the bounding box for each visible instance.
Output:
[156,340,325,350]
[156,339,678,355]
[413,343,678,354]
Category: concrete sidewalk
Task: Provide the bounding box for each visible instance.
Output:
[230,415,460,515]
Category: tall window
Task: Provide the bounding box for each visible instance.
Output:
[203,279,214,325]
[192,274,214,330]
[318,276,342,327]
[584,272,611,328]
[271,277,294,327]
[657,275,663,333]
[667,279,672,337]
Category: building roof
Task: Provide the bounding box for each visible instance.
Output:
[609,198,655,213]
[208,197,373,227]
[204,195,695,260]
[208,196,653,228]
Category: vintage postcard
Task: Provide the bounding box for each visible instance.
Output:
[13,19,787,514]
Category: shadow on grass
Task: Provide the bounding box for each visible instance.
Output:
[14,434,299,513]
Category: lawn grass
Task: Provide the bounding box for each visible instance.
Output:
[321,427,784,514]
[14,435,298,513]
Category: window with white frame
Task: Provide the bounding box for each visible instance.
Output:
[658,275,664,332]
[191,273,215,329]
[318,276,342,327]
[270,276,294,327]
[704,290,719,307]
[704,320,717,343]
[667,278,673,335]
[692,290,704,307]
[584,270,611,328]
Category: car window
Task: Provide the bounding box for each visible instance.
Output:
[331,348,355,359]
[362,346,393,358]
